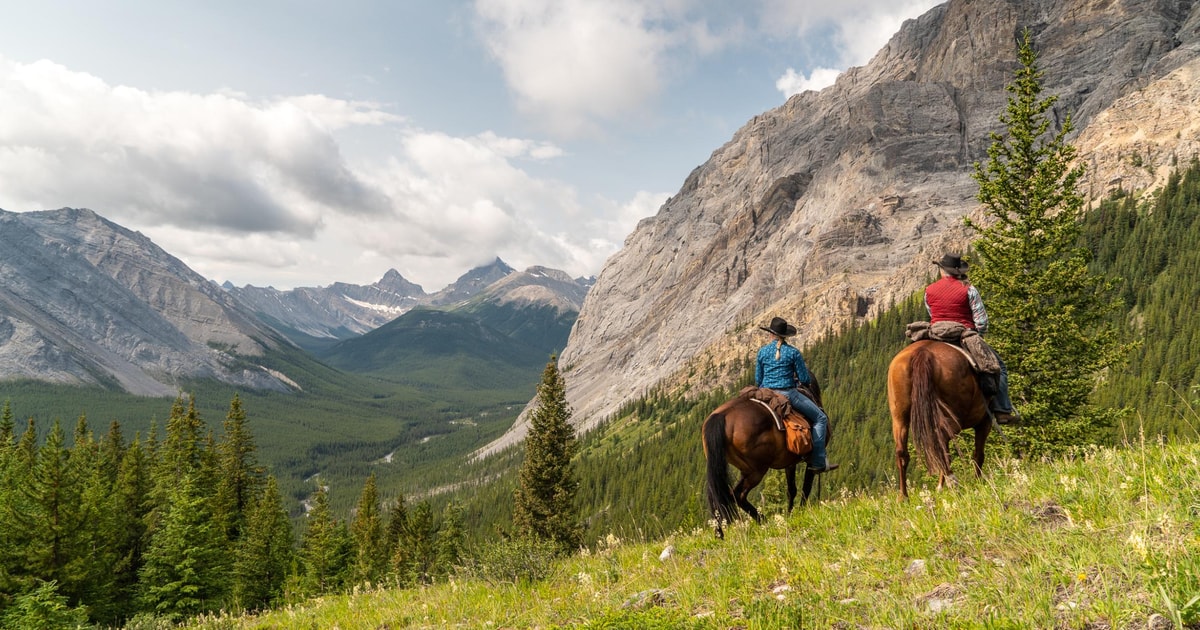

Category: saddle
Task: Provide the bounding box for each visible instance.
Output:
[905,320,1003,397]
[738,386,814,456]
[905,321,1001,374]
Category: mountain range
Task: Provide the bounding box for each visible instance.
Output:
[0,207,590,400]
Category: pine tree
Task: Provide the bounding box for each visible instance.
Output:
[137,472,227,620]
[513,356,582,555]
[385,494,412,586]
[70,415,122,621]
[110,434,152,618]
[403,502,439,584]
[1,419,39,596]
[0,400,13,447]
[232,476,294,611]
[349,472,386,585]
[295,484,351,597]
[0,403,23,599]
[24,419,88,600]
[139,395,229,617]
[214,394,263,544]
[968,30,1127,455]
[436,502,464,576]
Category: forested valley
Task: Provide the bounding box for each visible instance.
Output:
[2,159,1200,626]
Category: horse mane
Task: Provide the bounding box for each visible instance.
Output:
[908,347,959,477]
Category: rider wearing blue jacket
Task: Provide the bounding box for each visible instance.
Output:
[755,317,837,473]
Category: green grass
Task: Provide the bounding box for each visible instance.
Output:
[180,438,1200,629]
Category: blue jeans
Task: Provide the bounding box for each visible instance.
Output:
[771,388,830,469]
[989,356,1015,414]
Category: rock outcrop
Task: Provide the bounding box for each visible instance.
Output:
[480,0,1200,455]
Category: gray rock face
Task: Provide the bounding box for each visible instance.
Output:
[0,208,295,396]
[480,0,1200,455]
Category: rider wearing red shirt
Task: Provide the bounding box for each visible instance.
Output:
[924,254,1019,424]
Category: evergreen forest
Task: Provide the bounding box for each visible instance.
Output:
[2,159,1200,626]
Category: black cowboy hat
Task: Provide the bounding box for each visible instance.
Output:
[934,253,969,277]
[759,316,797,337]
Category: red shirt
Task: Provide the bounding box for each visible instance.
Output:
[924,276,976,329]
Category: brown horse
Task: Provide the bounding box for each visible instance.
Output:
[887,340,992,499]
[702,382,825,538]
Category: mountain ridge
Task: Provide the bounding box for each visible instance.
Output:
[0,207,295,396]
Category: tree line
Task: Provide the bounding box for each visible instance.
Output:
[0,394,464,627]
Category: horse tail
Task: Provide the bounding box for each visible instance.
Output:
[908,347,954,477]
[702,412,738,527]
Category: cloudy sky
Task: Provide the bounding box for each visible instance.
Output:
[0,0,940,291]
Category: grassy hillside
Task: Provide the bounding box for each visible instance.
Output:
[454,299,575,357]
[319,308,552,387]
[185,439,1200,629]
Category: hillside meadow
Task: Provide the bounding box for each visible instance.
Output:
[182,437,1200,629]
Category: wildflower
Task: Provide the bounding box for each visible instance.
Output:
[1059,475,1078,491]
[1077,572,1087,582]
[1126,531,1149,560]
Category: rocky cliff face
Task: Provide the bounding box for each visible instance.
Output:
[480,0,1200,455]
[0,208,296,396]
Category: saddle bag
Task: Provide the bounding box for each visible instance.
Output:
[784,414,813,456]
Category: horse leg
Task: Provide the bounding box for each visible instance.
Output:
[972,422,991,478]
[938,472,959,491]
[894,418,911,500]
[801,467,819,506]
[785,465,797,513]
[732,471,765,522]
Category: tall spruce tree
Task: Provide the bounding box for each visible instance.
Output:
[137,472,227,619]
[110,434,152,619]
[513,356,582,554]
[969,30,1126,454]
[24,419,88,601]
[385,494,413,586]
[349,472,386,585]
[0,401,13,446]
[0,402,17,596]
[214,394,263,544]
[295,484,351,597]
[231,476,294,611]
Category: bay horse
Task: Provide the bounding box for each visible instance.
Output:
[887,340,992,499]
[702,380,825,538]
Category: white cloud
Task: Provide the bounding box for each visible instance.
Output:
[345,129,661,289]
[764,0,942,98]
[474,0,672,137]
[0,55,654,291]
[775,66,842,97]
[0,57,395,236]
[472,0,740,138]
